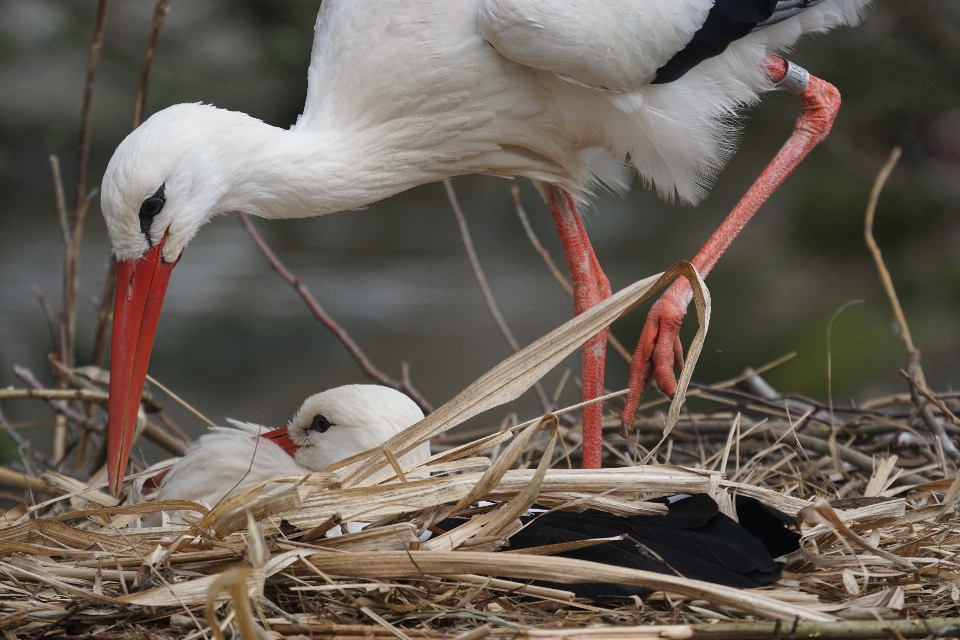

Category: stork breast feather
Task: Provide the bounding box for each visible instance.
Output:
[478,0,713,92]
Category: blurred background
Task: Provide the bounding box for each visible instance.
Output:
[1,0,959,466]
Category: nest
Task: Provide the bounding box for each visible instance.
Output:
[2,261,960,640]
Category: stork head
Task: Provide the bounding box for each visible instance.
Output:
[101,103,256,495]
[285,385,425,471]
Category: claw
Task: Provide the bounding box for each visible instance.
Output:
[620,290,688,430]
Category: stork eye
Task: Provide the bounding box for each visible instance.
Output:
[139,184,166,246]
[309,414,334,433]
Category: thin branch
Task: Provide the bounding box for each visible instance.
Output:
[0,385,186,458]
[901,364,960,467]
[445,180,551,413]
[0,402,59,472]
[511,186,633,363]
[864,148,911,353]
[0,389,109,404]
[145,373,216,428]
[863,147,958,467]
[73,0,109,215]
[133,0,169,129]
[61,0,110,373]
[89,258,117,368]
[511,186,571,295]
[900,371,960,430]
[31,285,60,354]
[49,155,70,250]
[237,211,433,414]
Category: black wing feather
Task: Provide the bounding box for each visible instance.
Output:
[653,0,828,84]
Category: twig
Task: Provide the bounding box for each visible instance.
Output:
[31,285,60,354]
[901,365,960,467]
[445,180,551,413]
[0,389,110,404]
[237,211,433,413]
[133,0,169,129]
[900,371,960,429]
[863,147,959,467]
[62,0,110,371]
[7,372,185,458]
[145,373,216,428]
[511,186,633,363]
[864,147,909,353]
[0,403,58,471]
[89,259,116,368]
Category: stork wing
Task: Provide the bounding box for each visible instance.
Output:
[478,0,792,91]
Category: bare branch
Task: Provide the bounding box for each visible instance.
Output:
[237,211,433,414]
[133,0,169,129]
[73,0,109,215]
[0,388,109,404]
[445,180,552,413]
[59,0,110,372]
[89,258,117,368]
[31,285,60,354]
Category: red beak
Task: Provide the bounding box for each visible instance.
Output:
[107,236,180,496]
[260,427,300,456]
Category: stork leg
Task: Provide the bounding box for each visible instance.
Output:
[542,183,611,469]
[621,54,842,431]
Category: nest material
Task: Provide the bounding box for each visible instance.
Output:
[3,380,960,639]
[3,263,960,638]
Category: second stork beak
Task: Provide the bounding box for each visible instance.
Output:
[107,235,179,496]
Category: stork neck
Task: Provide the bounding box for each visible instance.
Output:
[230,121,439,220]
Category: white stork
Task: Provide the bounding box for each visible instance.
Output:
[130,384,430,519]
[130,384,800,599]
[101,0,871,493]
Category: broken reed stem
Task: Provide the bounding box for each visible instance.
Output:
[144,373,216,428]
[511,186,633,363]
[236,211,433,414]
[445,180,552,413]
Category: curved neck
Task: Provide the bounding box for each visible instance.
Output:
[221,120,446,220]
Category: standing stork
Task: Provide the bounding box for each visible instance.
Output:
[101,0,871,494]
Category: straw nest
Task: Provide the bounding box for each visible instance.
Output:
[2,262,960,640]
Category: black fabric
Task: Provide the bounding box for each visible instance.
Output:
[652,0,779,84]
[435,494,799,603]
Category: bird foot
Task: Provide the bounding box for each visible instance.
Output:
[620,286,688,435]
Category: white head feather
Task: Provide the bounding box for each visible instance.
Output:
[287,384,428,471]
[134,385,429,515]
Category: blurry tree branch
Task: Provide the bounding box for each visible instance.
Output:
[444,179,552,413]
[237,211,433,414]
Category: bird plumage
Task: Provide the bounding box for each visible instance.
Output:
[102,0,869,264]
[131,385,430,517]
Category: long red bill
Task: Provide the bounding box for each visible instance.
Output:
[107,236,179,496]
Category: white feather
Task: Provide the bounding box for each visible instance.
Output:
[101,0,872,260]
[129,385,430,526]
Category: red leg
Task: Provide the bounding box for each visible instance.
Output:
[620,54,842,432]
[541,183,611,469]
